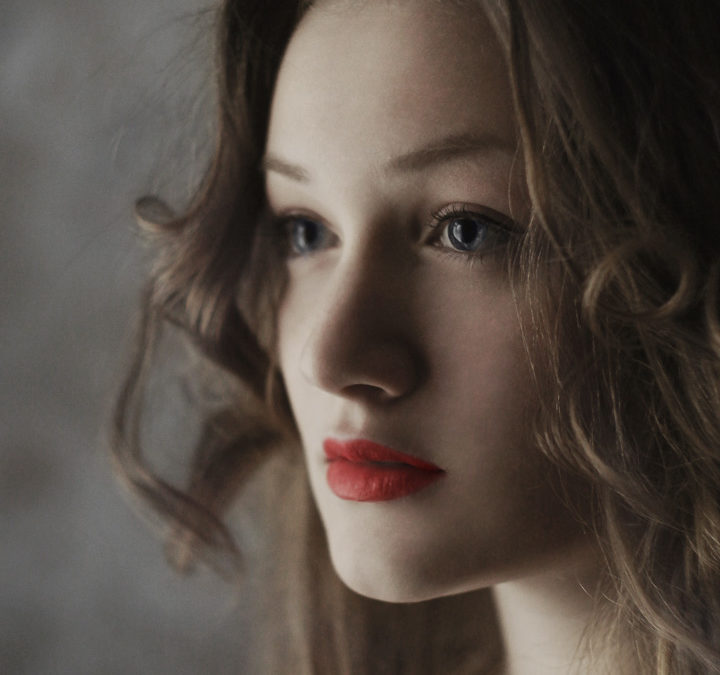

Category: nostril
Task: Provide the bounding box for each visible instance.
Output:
[340,382,407,405]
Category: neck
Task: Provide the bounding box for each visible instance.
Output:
[492,546,624,675]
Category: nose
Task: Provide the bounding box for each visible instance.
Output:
[298,250,425,403]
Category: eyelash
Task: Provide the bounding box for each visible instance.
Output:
[270,203,517,261]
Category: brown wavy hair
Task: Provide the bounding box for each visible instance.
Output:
[112,0,720,672]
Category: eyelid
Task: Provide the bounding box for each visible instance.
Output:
[428,202,518,232]
[270,206,329,227]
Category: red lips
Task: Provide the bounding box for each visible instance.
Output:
[323,438,445,501]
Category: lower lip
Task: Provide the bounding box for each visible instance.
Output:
[326,460,443,501]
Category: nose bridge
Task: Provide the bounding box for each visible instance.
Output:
[328,243,403,328]
[299,243,422,399]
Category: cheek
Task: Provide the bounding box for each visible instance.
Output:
[424,287,547,509]
[449,314,536,455]
[276,279,324,444]
[276,280,307,388]
[422,268,535,420]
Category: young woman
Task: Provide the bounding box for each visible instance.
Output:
[113,0,720,672]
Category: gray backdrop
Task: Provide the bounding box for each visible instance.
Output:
[2,1,258,672]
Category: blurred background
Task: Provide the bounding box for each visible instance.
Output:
[1,1,258,672]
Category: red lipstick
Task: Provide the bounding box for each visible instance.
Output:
[323,438,444,502]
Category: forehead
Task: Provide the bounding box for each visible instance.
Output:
[267,0,516,170]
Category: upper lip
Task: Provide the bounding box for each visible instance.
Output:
[323,438,444,472]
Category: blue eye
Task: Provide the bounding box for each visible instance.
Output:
[445,216,488,252]
[287,217,333,255]
[432,205,514,257]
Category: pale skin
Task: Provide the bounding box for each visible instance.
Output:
[264,1,623,672]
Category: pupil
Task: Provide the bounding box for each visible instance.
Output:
[458,220,475,242]
[295,220,318,250]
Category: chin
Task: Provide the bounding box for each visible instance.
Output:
[326,538,486,604]
[332,565,436,604]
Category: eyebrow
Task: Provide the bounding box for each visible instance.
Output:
[261,132,515,183]
[386,132,515,173]
[261,154,311,182]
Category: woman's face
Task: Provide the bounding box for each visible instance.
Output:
[265,0,592,602]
